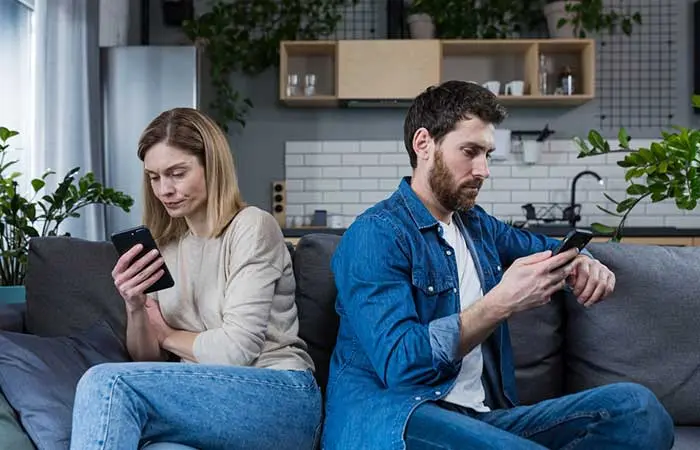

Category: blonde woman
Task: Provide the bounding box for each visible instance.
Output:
[70,108,320,450]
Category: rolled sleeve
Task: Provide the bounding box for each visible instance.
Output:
[428,313,462,371]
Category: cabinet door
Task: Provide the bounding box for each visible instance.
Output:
[337,40,441,100]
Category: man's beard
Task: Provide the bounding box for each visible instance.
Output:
[428,149,481,212]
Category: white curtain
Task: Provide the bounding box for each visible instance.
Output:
[33,0,105,240]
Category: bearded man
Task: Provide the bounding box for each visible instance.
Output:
[322,80,673,450]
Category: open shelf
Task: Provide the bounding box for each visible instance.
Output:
[279,41,338,105]
[439,39,595,104]
[279,39,596,108]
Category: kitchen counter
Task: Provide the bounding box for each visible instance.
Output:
[283,226,700,238]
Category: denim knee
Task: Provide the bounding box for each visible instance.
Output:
[608,382,674,449]
[75,362,129,399]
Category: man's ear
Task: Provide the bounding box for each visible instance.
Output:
[412,128,433,163]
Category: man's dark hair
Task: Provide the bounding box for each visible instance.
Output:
[403,80,508,168]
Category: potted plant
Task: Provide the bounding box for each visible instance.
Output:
[405,1,435,39]
[572,96,700,242]
[181,0,357,133]
[543,0,642,38]
[0,127,133,300]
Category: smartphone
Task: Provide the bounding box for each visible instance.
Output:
[110,225,175,294]
[552,228,593,256]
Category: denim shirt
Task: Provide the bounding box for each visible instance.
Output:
[322,177,570,450]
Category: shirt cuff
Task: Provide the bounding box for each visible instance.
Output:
[428,313,462,371]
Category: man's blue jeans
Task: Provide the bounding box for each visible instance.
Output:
[405,382,674,449]
[69,362,322,450]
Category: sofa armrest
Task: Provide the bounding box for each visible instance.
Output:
[0,303,26,332]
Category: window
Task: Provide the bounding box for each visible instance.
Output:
[0,0,35,181]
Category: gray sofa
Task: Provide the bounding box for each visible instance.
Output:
[0,234,699,449]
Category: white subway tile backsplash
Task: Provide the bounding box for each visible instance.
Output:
[286,141,322,154]
[342,154,379,166]
[284,139,700,228]
[305,179,341,191]
[323,141,360,153]
[360,140,400,153]
[305,154,342,166]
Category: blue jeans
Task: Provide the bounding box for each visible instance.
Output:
[405,382,674,449]
[69,362,322,450]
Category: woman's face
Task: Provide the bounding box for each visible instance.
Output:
[143,142,207,220]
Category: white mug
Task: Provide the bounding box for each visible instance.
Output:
[505,80,524,96]
[482,81,500,95]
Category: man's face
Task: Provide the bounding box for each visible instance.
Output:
[428,118,494,212]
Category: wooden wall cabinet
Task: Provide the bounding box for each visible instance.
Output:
[336,40,440,100]
[279,38,596,108]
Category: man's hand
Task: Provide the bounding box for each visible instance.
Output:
[568,255,616,307]
[144,297,175,344]
[487,248,580,316]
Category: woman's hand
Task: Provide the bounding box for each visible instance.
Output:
[111,244,164,312]
[144,296,175,344]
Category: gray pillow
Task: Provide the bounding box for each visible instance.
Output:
[0,320,129,450]
[565,242,700,425]
[0,390,34,450]
[24,237,127,343]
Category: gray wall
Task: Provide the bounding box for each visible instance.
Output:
[141,0,698,210]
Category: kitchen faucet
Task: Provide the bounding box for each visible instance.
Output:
[567,170,604,227]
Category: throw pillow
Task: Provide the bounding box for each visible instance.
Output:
[0,320,130,450]
[0,390,34,450]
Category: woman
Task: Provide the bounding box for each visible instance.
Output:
[70,108,320,450]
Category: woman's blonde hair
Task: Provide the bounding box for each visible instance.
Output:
[137,107,246,246]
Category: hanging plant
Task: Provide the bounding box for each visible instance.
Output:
[182,0,357,132]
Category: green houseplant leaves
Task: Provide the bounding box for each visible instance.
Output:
[573,96,700,242]
[0,128,133,285]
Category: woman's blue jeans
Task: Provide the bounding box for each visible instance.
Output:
[69,362,322,450]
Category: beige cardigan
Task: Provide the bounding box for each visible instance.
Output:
[154,206,314,371]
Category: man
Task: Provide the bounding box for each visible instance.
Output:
[322,80,673,450]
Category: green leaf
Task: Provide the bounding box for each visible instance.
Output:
[616,197,637,213]
[693,95,700,108]
[638,148,654,163]
[587,130,607,151]
[626,184,649,195]
[31,179,45,192]
[590,222,617,234]
[617,128,629,148]
[602,192,619,204]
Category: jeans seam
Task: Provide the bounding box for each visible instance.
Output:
[97,374,123,450]
[520,410,607,438]
[404,436,449,449]
[104,370,317,391]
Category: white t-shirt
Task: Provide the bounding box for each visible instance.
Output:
[439,218,490,412]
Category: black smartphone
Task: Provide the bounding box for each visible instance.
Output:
[552,228,593,256]
[110,225,175,294]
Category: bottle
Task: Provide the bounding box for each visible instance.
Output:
[559,65,574,95]
[538,54,549,95]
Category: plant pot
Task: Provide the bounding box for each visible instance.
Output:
[407,13,435,39]
[543,1,579,38]
[0,286,25,304]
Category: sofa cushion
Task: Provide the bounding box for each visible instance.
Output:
[0,320,129,450]
[0,303,26,332]
[565,242,700,425]
[0,390,34,450]
[293,234,341,392]
[508,290,567,405]
[24,237,126,342]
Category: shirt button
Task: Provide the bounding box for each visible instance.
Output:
[427,286,434,293]
[497,265,501,271]
[415,396,422,401]
[452,288,457,293]
[435,391,441,396]
[446,250,452,256]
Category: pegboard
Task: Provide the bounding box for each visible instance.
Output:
[597,0,678,130]
[328,0,381,40]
